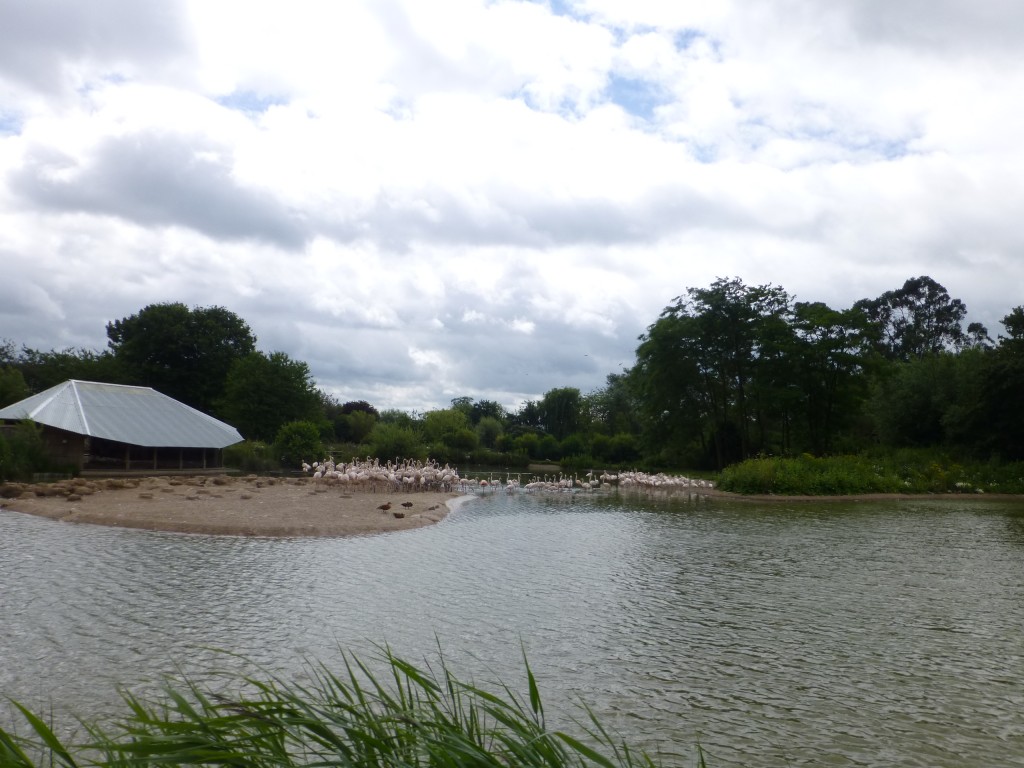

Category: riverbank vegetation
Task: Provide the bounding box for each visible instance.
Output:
[3,274,1023,491]
[717,450,1024,496]
[0,648,678,768]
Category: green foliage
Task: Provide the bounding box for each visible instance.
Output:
[634,277,793,468]
[586,373,641,436]
[422,408,472,444]
[368,423,425,461]
[379,409,419,429]
[538,435,562,461]
[0,421,53,482]
[344,410,379,443]
[274,421,324,470]
[0,647,667,768]
[538,388,583,441]
[466,448,529,467]
[0,365,30,408]
[853,275,975,361]
[223,440,279,473]
[718,450,1024,495]
[106,303,256,412]
[560,432,590,458]
[220,351,322,441]
[15,346,125,392]
[447,428,479,452]
[0,431,12,482]
[510,432,541,459]
[476,415,504,448]
[591,433,640,464]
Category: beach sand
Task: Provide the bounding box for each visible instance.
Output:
[0,474,467,537]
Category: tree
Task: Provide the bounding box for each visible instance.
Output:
[15,346,124,392]
[343,410,378,444]
[511,400,542,430]
[450,397,507,425]
[476,416,504,449]
[368,423,425,461]
[340,400,380,418]
[106,303,256,412]
[219,351,322,441]
[965,307,1024,459]
[634,277,792,467]
[788,302,873,454]
[422,409,473,448]
[379,409,419,430]
[274,421,323,470]
[586,373,640,437]
[537,388,582,441]
[470,399,506,424]
[853,276,977,361]
[999,306,1024,343]
[0,366,30,408]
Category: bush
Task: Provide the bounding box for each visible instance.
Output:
[368,423,425,462]
[715,450,1024,495]
[0,421,55,481]
[274,421,324,470]
[223,440,279,473]
[0,431,12,482]
[538,435,562,461]
[559,433,589,458]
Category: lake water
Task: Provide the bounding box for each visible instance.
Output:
[3,490,1024,766]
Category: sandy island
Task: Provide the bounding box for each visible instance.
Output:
[0,474,469,537]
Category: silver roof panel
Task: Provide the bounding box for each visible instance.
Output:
[0,380,242,448]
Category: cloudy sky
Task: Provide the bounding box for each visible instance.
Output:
[1,1,1022,412]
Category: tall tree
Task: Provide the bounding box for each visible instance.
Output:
[970,307,1024,459]
[15,346,124,392]
[107,303,256,412]
[0,365,30,408]
[538,387,583,441]
[853,276,978,360]
[219,351,321,441]
[788,302,874,454]
[635,277,792,467]
[586,372,641,436]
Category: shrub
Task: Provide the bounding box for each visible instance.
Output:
[0,431,12,482]
[0,421,54,481]
[223,440,279,473]
[368,423,425,462]
[274,421,324,470]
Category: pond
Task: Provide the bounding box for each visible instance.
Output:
[3,490,1024,766]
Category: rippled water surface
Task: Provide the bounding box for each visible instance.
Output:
[4,491,1024,766]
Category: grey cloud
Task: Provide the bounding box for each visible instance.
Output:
[10,132,308,248]
[823,0,1023,54]
[0,0,192,94]
[334,182,745,251]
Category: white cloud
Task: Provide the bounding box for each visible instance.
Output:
[1,0,1022,411]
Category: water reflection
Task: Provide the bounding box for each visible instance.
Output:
[3,493,1024,766]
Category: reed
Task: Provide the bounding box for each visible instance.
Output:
[1,647,697,768]
[718,450,1024,495]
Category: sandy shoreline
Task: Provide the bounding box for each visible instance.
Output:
[0,474,469,538]
[2,474,1017,539]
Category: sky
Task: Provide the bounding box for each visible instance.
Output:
[1,0,1022,413]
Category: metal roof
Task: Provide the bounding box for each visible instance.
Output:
[0,380,243,448]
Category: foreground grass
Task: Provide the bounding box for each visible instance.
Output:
[1,647,698,768]
[718,450,1024,496]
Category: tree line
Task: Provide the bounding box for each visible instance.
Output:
[2,275,1022,472]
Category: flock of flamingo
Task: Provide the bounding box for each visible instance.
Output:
[300,457,715,495]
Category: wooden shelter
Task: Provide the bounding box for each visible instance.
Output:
[0,380,242,473]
